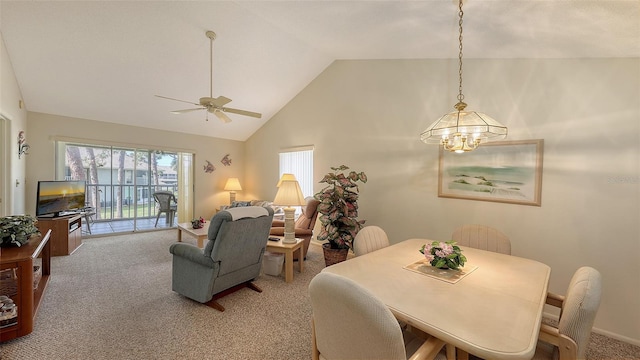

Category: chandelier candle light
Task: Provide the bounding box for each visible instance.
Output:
[420,0,507,153]
[273,174,306,244]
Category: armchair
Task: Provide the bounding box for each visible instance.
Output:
[169,206,274,311]
[269,196,319,260]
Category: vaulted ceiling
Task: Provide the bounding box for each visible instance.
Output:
[1,1,638,141]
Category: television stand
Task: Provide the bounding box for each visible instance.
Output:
[36,214,82,256]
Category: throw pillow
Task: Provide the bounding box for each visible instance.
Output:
[230,201,252,208]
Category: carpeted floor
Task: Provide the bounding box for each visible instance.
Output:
[0,230,324,359]
[1,230,638,359]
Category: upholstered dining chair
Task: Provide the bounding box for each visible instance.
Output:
[353,225,390,256]
[153,191,177,227]
[169,206,274,311]
[533,266,602,360]
[450,224,511,255]
[270,196,319,260]
[309,272,448,360]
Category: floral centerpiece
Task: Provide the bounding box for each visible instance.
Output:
[419,240,466,270]
[0,215,40,247]
[191,217,205,229]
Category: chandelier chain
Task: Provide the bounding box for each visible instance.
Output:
[457,0,464,103]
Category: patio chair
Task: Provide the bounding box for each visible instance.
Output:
[153,191,177,227]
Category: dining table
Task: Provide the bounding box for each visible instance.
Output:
[321,238,551,360]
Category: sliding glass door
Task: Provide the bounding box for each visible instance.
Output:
[55,140,193,235]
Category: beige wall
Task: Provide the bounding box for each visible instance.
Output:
[0,32,29,215]
[26,112,245,221]
[245,58,640,343]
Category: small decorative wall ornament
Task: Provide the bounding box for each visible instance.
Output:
[17,131,30,159]
[203,160,216,173]
[221,154,232,166]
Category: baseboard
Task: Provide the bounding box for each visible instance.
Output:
[543,311,640,347]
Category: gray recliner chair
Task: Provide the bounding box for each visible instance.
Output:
[169,206,274,311]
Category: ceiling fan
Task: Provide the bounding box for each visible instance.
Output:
[155,31,261,123]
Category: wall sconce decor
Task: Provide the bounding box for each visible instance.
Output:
[18,131,30,159]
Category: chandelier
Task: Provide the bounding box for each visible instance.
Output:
[420,0,507,153]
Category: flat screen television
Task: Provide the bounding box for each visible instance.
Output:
[35,180,86,218]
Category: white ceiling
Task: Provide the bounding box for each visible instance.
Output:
[1,1,638,141]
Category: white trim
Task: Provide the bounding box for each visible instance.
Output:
[50,135,195,154]
[0,114,8,216]
[279,145,314,153]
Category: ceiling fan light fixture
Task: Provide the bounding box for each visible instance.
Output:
[155,30,261,122]
[420,0,507,153]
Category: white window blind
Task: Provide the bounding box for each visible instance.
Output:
[279,147,314,198]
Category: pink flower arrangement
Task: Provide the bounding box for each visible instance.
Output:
[419,241,466,270]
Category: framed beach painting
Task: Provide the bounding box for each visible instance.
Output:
[438,139,544,206]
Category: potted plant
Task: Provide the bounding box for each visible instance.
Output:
[0,215,40,247]
[314,165,367,266]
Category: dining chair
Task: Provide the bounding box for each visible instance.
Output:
[450,224,511,255]
[533,266,602,360]
[309,272,448,360]
[353,225,390,256]
[153,191,177,227]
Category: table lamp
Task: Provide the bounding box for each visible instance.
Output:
[273,176,306,244]
[276,173,297,187]
[224,178,242,204]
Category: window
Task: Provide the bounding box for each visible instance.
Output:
[279,146,314,198]
[54,139,193,232]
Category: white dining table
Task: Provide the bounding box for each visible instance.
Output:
[321,238,551,360]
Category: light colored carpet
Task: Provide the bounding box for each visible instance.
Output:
[1,230,638,359]
[0,230,324,359]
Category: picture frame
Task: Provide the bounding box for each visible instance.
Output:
[438,139,544,206]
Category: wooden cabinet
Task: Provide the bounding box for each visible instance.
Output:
[0,230,51,342]
[36,215,82,256]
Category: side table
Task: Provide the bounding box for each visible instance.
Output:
[176,222,209,248]
[265,237,304,283]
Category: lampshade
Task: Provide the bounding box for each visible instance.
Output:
[224,178,242,204]
[276,173,297,187]
[273,177,306,244]
[420,102,507,153]
[223,178,242,191]
[420,0,507,153]
[273,179,306,207]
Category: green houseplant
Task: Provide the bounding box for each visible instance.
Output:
[314,165,367,265]
[0,215,40,247]
[419,240,467,270]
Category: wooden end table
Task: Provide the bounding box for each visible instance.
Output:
[176,222,209,248]
[266,237,304,283]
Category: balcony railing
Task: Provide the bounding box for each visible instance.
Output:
[85,184,178,222]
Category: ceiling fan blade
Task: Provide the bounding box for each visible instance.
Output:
[155,95,200,106]
[222,107,262,119]
[170,108,205,114]
[212,96,232,107]
[214,110,232,123]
